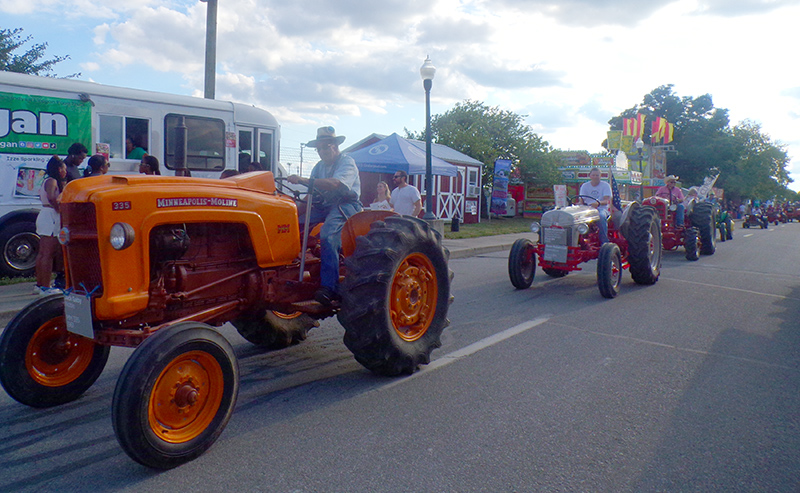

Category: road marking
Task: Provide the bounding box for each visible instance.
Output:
[743,234,753,237]
[661,277,800,301]
[374,316,551,392]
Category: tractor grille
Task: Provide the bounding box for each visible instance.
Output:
[542,227,569,246]
[61,203,103,295]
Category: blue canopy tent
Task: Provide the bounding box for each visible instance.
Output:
[347,133,458,177]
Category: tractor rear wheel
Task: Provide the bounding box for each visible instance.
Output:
[508,238,536,289]
[542,267,569,278]
[684,227,699,261]
[232,310,318,349]
[112,322,239,469]
[339,216,452,376]
[0,294,109,408]
[693,202,716,255]
[627,205,662,285]
[597,243,622,299]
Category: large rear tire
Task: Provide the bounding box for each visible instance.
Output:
[597,243,622,299]
[684,227,699,261]
[0,294,109,408]
[112,322,239,469]
[627,205,662,285]
[693,202,716,255]
[339,216,452,376]
[508,238,536,289]
[231,310,318,349]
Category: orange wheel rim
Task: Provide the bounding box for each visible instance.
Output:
[390,253,438,342]
[24,316,96,387]
[271,310,303,320]
[149,350,224,444]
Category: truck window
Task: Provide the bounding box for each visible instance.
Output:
[258,131,273,173]
[98,115,150,159]
[238,129,253,173]
[165,114,225,171]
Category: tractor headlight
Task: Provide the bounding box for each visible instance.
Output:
[110,222,135,250]
[577,223,589,235]
[530,222,540,233]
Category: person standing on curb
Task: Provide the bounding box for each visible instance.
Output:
[64,142,88,182]
[390,170,422,217]
[33,156,67,295]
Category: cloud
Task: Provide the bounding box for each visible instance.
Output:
[691,0,800,16]
[487,0,666,26]
[782,87,800,99]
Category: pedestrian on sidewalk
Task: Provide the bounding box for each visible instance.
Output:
[34,156,66,295]
[390,170,422,217]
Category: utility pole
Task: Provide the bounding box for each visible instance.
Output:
[200,0,217,99]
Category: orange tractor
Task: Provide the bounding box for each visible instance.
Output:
[0,172,452,468]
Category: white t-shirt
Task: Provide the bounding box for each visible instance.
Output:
[579,180,612,214]
[370,199,392,211]
[390,185,422,216]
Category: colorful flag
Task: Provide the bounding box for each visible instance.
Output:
[651,117,667,144]
[664,122,675,144]
[623,118,633,136]
[610,173,622,211]
[635,113,646,139]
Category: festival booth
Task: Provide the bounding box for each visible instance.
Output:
[345,133,483,223]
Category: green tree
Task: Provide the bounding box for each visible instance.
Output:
[0,28,77,77]
[609,85,793,202]
[407,100,559,189]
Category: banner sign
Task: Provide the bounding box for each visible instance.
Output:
[0,92,91,155]
[490,158,512,215]
[553,185,567,208]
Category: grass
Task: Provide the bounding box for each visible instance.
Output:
[0,276,35,286]
[444,215,533,239]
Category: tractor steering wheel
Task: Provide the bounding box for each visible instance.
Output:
[568,195,602,207]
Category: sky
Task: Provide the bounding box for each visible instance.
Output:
[2,0,799,188]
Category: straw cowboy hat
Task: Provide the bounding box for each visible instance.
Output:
[665,175,679,182]
[306,126,346,148]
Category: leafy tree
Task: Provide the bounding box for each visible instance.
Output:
[0,28,77,77]
[407,100,559,189]
[608,85,793,202]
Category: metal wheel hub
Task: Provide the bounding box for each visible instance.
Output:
[390,253,438,342]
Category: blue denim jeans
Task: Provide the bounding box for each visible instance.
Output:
[675,203,685,227]
[597,208,609,244]
[302,201,362,292]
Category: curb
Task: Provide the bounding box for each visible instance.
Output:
[447,243,516,260]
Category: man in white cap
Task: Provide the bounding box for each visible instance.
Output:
[655,175,685,227]
[288,126,361,305]
[579,167,612,243]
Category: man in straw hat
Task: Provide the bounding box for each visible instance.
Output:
[655,175,685,227]
[288,126,362,305]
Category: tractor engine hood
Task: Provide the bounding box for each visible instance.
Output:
[541,205,600,228]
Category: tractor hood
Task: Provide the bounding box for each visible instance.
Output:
[541,205,600,228]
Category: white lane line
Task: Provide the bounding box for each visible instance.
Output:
[661,277,800,301]
[374,316,551,393]
[743,234,753,237]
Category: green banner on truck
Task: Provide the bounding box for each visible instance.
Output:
[0,91,91,154]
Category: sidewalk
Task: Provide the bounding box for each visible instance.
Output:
[0,232,532,318]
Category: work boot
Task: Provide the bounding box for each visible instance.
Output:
[314,286,340,306]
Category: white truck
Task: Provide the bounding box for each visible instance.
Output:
[0,71,282,277]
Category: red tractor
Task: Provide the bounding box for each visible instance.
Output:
[508,196,662,299]
[643,196,716,261]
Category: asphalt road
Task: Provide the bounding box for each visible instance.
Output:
[1,222,799,492]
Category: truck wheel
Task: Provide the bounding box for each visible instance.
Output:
[112,322,239,469]
[0,221,39,278]
[684,228,699,261]
[232,310,318,349]
[726,219,733,240]
[693,202,716,255]
[627,205,662,285]
[597,243,622,299]
[508,238,536,289]
[339,216,452,376]
[0,294,109,408]
[542,267,569,278]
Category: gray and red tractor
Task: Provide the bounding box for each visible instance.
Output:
[508,196,662,299]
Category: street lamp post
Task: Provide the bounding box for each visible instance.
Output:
[420,56,436,220]
[636,137,644,202]
[200,0,218,99]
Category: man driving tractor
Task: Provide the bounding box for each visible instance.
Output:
[655,175,685,227]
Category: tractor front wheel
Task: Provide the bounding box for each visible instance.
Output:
[232,310,318,349]
[597,243,622,299]
[684,227,699,261]
[508,238,536,289]
[112,322,239,469]
[0,294,109,408]
[339,216,452,376]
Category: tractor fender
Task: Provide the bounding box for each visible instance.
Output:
[341,210,400,257]
[618,201,640,240]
